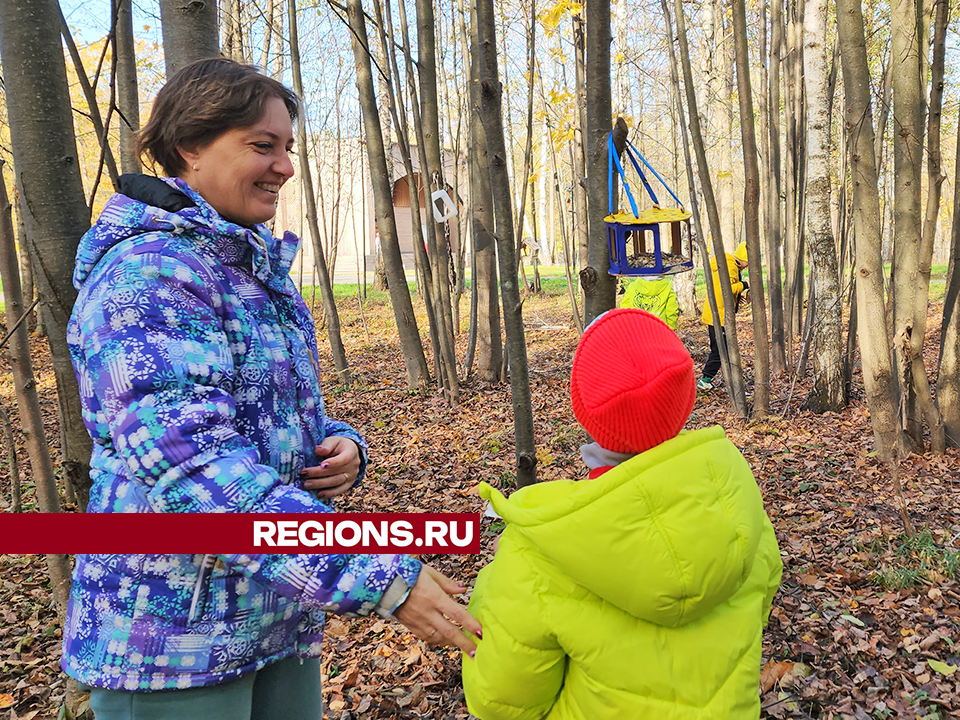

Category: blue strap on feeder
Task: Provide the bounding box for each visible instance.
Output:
[608,135,640,217]
[623,145,660,208]
[627,140,684,208]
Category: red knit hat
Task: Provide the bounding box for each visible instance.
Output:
[570,308,696,455]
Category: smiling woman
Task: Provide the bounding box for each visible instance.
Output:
[62,58,480,720]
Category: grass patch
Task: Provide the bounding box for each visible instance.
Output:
[869,530,960,590]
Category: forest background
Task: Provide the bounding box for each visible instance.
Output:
[1,0,960,717]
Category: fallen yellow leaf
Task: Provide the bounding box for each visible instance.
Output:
[0,693,13,709]
[928,659,957,676]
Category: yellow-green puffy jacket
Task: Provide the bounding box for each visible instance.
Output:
[463,426,782,720]
[701,253,744,327]
[621,277,680,330]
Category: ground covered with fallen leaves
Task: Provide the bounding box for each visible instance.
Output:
[2,280,960,719]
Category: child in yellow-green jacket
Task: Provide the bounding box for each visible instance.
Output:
[621,276,680,330]
[463,308,782,720]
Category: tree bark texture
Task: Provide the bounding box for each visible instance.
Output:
[346,0,430,392]
[0,0,93,507]
[582,0,616,325]
[836,0,900,460]
[803,0,845,412]
[158,0,219,78]
[891,0,929,451]
[116,0,141,174]
[476,0,537,488]
[468,4,503,382]
[731,0,771,416]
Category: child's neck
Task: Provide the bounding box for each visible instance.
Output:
[580,442,636,479]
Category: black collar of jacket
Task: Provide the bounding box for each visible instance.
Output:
[118,173,197,213]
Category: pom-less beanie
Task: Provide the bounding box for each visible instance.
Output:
[570,308,696,455]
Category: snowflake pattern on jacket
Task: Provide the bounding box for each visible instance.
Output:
[62,177,421,692]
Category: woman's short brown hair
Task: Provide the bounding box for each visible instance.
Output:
[138,57,299,177]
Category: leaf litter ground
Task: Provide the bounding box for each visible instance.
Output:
[1,286,959,719]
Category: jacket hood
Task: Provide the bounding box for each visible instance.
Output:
[481,426,766,628]
[74,175,300,293]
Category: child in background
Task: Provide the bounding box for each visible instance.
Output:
[463,308,782,720]
[621,276,680,330]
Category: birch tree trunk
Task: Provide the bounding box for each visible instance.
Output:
[0,0,93,507]
[158,0,219,77]
[731,0,770,416]
[803,0,844,412]
[837,0,900,460]
[346,0,430,392]
[476,0,537,487]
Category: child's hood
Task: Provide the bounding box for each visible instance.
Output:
[480,426,769,628]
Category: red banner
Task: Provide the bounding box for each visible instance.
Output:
[0,513,482,554]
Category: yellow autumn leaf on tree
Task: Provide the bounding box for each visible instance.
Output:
[539,0,583,32]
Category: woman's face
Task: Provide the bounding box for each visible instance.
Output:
[178,96,295,227]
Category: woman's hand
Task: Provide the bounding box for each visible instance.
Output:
[392,565,481,658]
[301,436,362,498]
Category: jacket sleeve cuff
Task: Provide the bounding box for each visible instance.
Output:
[374,558,422,618]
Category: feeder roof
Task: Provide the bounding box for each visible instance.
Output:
[605,208,692,225]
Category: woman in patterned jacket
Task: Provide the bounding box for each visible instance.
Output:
[63,58,479,719]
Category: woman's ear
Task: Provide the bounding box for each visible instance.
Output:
[177,145,200,174]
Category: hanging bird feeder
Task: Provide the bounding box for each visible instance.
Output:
[605,136,693,276]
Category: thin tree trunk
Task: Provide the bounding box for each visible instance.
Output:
[0,167,73,651]
[374,0,445,385]
[837,0,900,460]
[940,104,960,447]
[115,0,140,174]
[909,0,948,453]
[260,0,276,71]
[476,0,537,487]
[467,0,503,382]
[59,7,120,190]
[891,0,942,452]
[767,0,787,374]
[158,0,218,77]
[289,0,350,383]
[402,0,459,402]
[672,0,749,416]
[0,0,93,507]
[346,0,430,392]
[0,403,21,512]
[803,0,844,412]
[731,0,771,416]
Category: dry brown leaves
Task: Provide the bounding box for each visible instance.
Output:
[2,287,960,719]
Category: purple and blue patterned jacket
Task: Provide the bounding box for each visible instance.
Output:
[62,176,421,691]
